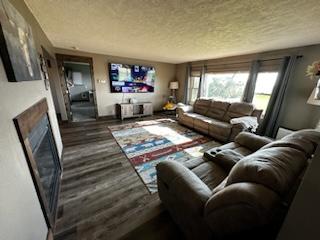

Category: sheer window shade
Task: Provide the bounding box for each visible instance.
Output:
[191,65,201,77]
[206,61,251,73]
[259,59,283,72]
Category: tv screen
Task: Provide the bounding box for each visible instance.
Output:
[109,63,155,93]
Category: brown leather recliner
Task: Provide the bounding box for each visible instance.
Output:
[156,130,320,240]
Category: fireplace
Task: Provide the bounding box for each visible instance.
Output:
[14,98,62,231]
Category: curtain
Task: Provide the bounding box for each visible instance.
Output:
[257,56,298,137]
[197,65,206,98]
[183,64,191,104]
[242,60,260,102]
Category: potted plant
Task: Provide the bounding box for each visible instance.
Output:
[306,60,320,99]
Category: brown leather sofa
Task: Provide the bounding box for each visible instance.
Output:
[177,99,263,142]
[156,130,320,240]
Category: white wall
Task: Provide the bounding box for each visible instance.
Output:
[54,48,177,117]
[0,0,63,239]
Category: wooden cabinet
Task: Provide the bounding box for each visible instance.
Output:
[116,102,153,120]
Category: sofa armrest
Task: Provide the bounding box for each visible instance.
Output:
[204,182,280,237]
[252,109,263,123]
[156,161,211,215]
[229,123,246,141]
[209,149,243,172]
[230,116,258,132]
[235,132,273,152]
[177,104,193,117]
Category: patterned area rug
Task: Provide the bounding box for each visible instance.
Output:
[109,119,220,193]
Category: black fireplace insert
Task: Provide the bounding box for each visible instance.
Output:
[14,98,62,231]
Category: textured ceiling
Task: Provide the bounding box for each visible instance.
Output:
[24,0,320,63]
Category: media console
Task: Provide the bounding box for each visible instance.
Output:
[116,102,153,120]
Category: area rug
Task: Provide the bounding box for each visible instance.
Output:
[109,119,220,193]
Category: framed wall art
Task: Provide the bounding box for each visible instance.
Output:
[0,0,41,82]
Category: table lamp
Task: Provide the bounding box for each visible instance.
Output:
[169,81,179,103]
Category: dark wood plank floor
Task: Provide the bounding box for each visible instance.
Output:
[54,115,183,240]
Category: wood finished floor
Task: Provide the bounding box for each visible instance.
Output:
[54,115,183,240]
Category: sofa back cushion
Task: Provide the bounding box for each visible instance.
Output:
[261,129,320,157]
[224,102,254,122]
[226,130,320,196]
[226,147,308,196]
[206,101,230,121]
[194,99,212,115]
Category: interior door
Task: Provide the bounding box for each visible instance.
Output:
[56,55,72,121]
[56,54,98,122]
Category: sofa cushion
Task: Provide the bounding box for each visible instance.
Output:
[224,102,254,122]
[211,177,228,195]
[206,101,230,121]
[192,162,228,190]
[194,99,212,115]
[193,115,213,134]
[183,157,207,170]
[226,147,308,196]
[179,112,203,128]
[208,119,232,142]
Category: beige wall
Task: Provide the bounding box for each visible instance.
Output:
[0,1,63,240]
[280,44,320,129]
[175,45,320,130]
[54,48,176,117]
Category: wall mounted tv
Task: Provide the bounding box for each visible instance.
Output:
[108,63,155,93]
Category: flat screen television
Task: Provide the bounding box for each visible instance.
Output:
[108,63,155,93]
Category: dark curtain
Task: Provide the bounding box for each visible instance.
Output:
[197,65,206,98]
[257,56,298,137]
[183,64,191,104]
[242,60,260,103]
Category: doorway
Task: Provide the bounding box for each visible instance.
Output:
[56,54,97,122]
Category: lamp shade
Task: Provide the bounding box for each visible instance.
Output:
[307,88,320,106]
[169,81,179,89]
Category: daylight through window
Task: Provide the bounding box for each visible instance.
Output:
[203,72,250,102]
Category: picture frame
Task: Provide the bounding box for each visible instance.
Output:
[39,53,50,90]
[0,0,42,82]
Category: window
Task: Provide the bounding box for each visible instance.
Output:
[188,76,200,104]
[252,72,278,116]
[203,72,249,102]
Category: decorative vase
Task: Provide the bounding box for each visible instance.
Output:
[315,77,320,100]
